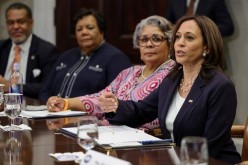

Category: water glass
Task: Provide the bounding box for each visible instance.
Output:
[77,116,99,152]
[4,132,22,164]
[4,93,23,131]
[180,136,208,165]
[0,84,4,102]
[0,84,4,111]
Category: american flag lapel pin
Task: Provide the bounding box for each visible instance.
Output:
[188,99,193,103]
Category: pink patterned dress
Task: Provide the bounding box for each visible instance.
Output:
[79,59,175,130]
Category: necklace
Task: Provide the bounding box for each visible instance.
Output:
[141,68,147,79]
[179,74,198,93]
[141,60,173,80]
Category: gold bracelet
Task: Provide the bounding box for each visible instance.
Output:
[63,99,69,111]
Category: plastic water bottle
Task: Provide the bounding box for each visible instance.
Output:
[9,63,26,110]
[9,63,23,94]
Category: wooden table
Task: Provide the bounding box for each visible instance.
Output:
[0,97,231,165]
[0,114,231,165]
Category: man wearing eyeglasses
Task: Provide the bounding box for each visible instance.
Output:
[0,2,59,99]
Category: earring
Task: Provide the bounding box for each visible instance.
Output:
[203,52,207,57]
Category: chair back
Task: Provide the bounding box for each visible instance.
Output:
[231,117,248,162]
[242,117,248,161]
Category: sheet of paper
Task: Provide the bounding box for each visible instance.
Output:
[82,150,132,165]
[26,105,47,111]
[0,124,32,132]
[0,111,6,116]
[61,125,161,145]
[49,152,84,162]
[20,110,86,118]
[99,125,161,144]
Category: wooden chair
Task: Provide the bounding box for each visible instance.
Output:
[231,117,248,163]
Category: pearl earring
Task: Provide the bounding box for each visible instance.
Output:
[203,52,206,57]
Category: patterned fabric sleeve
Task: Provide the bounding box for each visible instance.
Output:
[78,59,175,129]
[78,67,133,119]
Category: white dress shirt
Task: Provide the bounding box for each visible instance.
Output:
[166,90,185,140]
[4,34,33,84]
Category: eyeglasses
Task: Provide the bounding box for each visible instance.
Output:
[138,35,167,47]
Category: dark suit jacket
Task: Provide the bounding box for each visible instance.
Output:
[108,70,241,164]
[166,0,234,37]
[0,35,59,98]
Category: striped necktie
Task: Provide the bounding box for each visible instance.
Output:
[12,45,21,72]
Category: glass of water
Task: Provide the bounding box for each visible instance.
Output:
[77,116,99,152]
[4,131,22,164]
[180,136,208,165]
[0,84,4,112]
[0,84,4,105]
[4,93,23,131]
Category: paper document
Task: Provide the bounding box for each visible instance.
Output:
[26,105,47,111]
[61,125,173,148]
[49,152,84,162]
[20,110,86,119]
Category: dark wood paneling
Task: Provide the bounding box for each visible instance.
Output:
[55,0,168,64]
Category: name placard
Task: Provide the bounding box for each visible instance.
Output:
[80,150,132,165]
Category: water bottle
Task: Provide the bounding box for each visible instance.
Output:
[9,63,23,94]
[9,63,25,110]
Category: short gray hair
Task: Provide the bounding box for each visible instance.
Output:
[133,15,173,49]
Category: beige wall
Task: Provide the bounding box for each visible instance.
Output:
[225,0,248,124]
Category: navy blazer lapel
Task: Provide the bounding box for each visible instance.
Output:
[173,76,206,139]
[0,40,12,75]
[26,35,38,82]
[175,0,187,18]
[196,0,207,14]
[179,0,188,15]
[160,76,181,121]
[159,75,182,138]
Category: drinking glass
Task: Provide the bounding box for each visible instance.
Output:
[77,116,99,151]
[4,131,22,164]
[76,116,98,163]
[0,84,4,105]
[0,84,4,124]
[180,136,208,165]
[4,93,23,131]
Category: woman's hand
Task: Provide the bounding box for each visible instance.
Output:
[98,92,118,113]
[46,96,65,112]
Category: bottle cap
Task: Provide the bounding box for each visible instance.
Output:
[13,63,20,71]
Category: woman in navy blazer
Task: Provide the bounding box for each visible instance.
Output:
[99,16,241,164]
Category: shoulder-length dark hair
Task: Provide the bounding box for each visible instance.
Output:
[169,15,225,80]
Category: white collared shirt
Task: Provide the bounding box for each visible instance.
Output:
[4,34,33,84]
